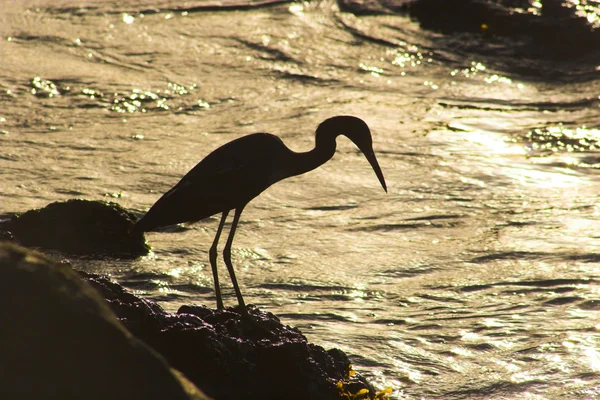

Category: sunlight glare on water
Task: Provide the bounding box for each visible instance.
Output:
[0,0,599,398]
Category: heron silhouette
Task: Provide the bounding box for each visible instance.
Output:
[132,115,387,313]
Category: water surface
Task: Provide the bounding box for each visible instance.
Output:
[1,1,599,398]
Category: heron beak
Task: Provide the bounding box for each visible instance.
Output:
[365,150,387,192]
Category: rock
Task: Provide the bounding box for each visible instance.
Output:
[0,242,209,400]
[0,199,149,257]
[0,199,382,399]
[335,0,600,62]
[82,272,377,400]
[404,0,600,60]
[405,0,531,34]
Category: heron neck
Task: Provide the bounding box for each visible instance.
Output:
[288,129,338,178]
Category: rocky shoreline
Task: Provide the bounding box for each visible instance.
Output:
[0,200,384,399]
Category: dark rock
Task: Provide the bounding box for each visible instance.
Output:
[337,0,600,62]
[0,199,149,257]
[0,242,209,400]
[82,272,377,400]
[404,0,600,61]
[406,0,531,35]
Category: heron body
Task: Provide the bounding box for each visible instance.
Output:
[132,115,387,313]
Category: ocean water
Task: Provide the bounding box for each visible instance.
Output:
[1,0,600,398]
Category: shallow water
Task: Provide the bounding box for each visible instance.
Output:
[1,0,600,398]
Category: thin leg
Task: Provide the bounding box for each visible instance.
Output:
[209,211,229,310]
[223,206,247,313]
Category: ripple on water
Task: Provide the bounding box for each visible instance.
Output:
[2,1,600,398]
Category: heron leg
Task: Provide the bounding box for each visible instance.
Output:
[223,206,247,313]
[209,211,229,310]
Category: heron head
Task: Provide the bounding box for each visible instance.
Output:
[318,115,388,192]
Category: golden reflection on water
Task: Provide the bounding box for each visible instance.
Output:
[441,119,591,190]
[237,247,272,261]
[107,83,206,114]
[288,3,305,17]
[152,279,171,293]
[512,165,583,189]
[122,13,135,25]
[459,128,526,155]
[525,124,600,154]
[450,61,486,79]
[562,334,600,373]
[566,0,600,27]
[31,76,60,97]
[359,63,384,77]
[3,2,598,397]
[450,346,472,357]
[388,341,423,384]
[584,347,600,372]
[448,60,525,90]
[388,47,428,69]
[166,266,184,278]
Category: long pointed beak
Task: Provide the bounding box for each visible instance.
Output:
[365,150,387,192]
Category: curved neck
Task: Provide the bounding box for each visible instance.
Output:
[287,127,339,178]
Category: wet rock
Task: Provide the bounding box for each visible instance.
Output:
[337,0,600,61]
[0,242,209,400]
[404,0,532,35]
[0,199,149,257]
[82,272,376,400]
[404,0,600,60]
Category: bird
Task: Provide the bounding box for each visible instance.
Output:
[131,115,387,313]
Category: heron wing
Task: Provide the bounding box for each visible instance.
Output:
[135,133,285,231]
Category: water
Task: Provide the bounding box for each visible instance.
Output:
[1,0,600,398]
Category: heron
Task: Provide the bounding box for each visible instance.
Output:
[131,115,387,313]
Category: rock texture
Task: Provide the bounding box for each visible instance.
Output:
[336,0,600,61]
[83,271,375,400]
[0,198,382,399]
[0,199,149,257]
[0,242,209,400]
[407,0,600,60]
